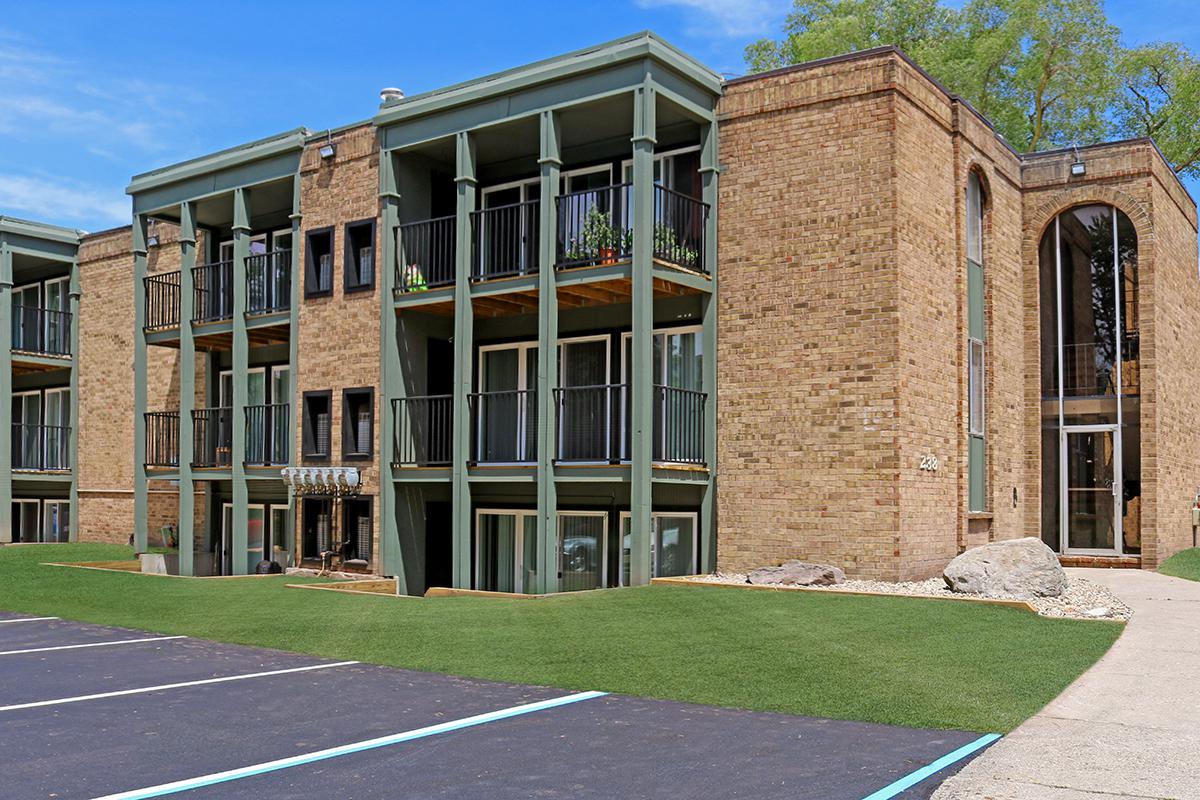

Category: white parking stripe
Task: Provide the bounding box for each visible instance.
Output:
[90,690,609,799]
[0,660,360,712]
[0,636,186,656]
[0,617,58,625]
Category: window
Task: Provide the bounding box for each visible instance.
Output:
[304,228,333,298]
[969,339,985,436]
[342,388,374,458]
[343,498,373,563]
[302,391,332,460]
[302,497,332,559]
[344,219,376,292]
[619,511,699,585]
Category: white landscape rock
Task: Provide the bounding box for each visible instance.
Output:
[943,537,1068,598]
[746,560,846,586]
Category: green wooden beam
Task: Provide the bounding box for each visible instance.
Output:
[177,202,198,576]
[132,215,149,552]
[450,132,476,588]
[536,109,562,595]
[699,119,719,574]
[378,150,406,588]
[230,187,251,575]
[0,238,12,542]
[67,257,81,542]
[287,175,302,572]
[629,82,656,586]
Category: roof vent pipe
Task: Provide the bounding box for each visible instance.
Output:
[380,87,404,104]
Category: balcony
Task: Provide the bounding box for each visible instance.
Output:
[192,407,232,468]
[12,306,71,357]
[246,250,291,315]
[144,271,181,331]
[469,389,536,463]
[392,395,452,467]
[555,184,632,269]
[653,185,708,275]
[553,384,628,462]
[396,216,456,293]
[652,385,706,465]
[244,403,289,466]
[471,200,539,281]
[12,424,70,471]
[144,411,180,468]
[192,260,234,323]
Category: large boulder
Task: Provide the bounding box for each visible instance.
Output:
[943,537,1067,598]
[747,560,846,586]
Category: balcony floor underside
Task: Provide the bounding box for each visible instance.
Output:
[11,353,71,374]
[142,320,290,351]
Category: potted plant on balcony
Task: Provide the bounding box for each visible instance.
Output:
[654,223,698,270]
[581,205,621,265]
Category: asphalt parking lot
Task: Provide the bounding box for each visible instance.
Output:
[0,610,998,799]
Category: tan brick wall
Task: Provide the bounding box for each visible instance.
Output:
[295,123,383,567]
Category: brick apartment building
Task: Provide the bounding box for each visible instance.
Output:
[1,32,1197,591]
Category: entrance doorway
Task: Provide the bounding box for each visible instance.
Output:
[474,510,538,593]
[1063,426,1120,553]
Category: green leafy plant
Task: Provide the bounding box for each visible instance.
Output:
[654,222,699,269]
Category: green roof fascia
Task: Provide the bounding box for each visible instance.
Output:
[0,216,83,247]
[373,31,723,130]
[126,127,312,198]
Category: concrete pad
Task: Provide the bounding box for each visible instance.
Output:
[935,569,1200,800]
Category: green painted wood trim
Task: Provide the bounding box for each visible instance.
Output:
[127,128,308,195]
[536,110,562,596]
[629,83,656,587]
[968,434,986,512]
[699,119,718,573]
[450,132,476,588]
[0,240,12,542]
[378,151,405,586]
[132,216,149,552]
[287,175,301,571]
[67,259,80,542]
[374,32,721,130]
[177,202,198,576]
[0,215,83,246]
[230,188,251,574]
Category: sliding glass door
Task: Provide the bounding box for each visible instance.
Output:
[558,512,606,592]
[475,510,538,593]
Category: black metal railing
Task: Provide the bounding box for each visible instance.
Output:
[11,424,70,471]
[244,403,289,466]
[653,385,706,465]
[556,183,633,269]
[192,261,234,323]
[471,199,540,281]
[12,306,71,356]
[192,407,232,468]
[144,411,180,467]
[554,384,628,462]
[654,185,708,274]
[469,389,537,463]
[392,395,453,466]
[246,249,291,314]
[396,216,456,293]
[144,270,181,330]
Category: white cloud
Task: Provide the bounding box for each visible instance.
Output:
[635,0,790,38]
[0,174,129,228]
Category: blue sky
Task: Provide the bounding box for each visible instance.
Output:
[0,0,1196,232]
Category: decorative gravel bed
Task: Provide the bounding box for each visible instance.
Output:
[687,573,1132,621]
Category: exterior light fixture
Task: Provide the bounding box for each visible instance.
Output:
[147,220,159,247]
[319,141,336,159]
[1070,145,1085,177]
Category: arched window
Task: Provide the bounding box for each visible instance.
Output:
[1038,205,1140,555]
[965,172,986,512]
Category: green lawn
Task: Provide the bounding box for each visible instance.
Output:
[1160,547,1200,581]
[0,543,1122,733]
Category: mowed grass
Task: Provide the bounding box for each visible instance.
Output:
[0,543,1121,732]
[1160,547,1200,582]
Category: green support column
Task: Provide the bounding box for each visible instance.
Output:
[629,83,656,586]
[68,258,81,542]
[699,119,719,574]
[0,238,12,543]
[287,176,302,568]
[450,131,476,588]
[378,151,404,586]
[132,215,150,552]
[536,110,562,595]
[231,188,251,574]
[177,202,198,576]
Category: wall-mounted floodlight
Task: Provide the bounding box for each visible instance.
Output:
[1070,145,1085,177]
[319,142,336,159]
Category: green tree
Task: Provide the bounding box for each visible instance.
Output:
[1114,43,1200,179]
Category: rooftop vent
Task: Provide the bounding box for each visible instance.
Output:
[380,87,404,104]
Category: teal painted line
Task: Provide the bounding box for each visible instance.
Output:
[91,690,609,800]
[860,733,1001,800]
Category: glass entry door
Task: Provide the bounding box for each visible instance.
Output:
[1063,426,1120,553]
[558,512,606,592]
[475,510,537,593]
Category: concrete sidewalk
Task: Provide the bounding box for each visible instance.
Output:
[934,568,1200,800]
